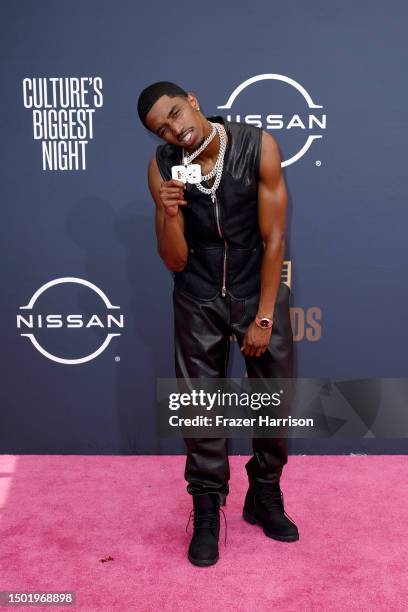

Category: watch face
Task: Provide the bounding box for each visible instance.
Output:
[260,319,269,328]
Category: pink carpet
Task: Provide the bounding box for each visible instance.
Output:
[0,455,407,611]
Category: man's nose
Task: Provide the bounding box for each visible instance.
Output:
[172,122,184,139]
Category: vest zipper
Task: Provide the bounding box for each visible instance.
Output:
[212,193,227,298]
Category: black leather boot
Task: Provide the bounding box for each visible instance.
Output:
[243,480,299,542]
[186,492,222,567]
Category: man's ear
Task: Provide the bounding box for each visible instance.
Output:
[187,92,199,110]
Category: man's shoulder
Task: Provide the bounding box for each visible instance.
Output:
[155,142,181,179]
[224,120,263,173]
[207,114,261,140]
[156,141,175,157]
[156,141,174,154]
[225,120,263,162]
[225,119,262,140]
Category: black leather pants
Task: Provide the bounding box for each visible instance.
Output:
[173,281,293,506]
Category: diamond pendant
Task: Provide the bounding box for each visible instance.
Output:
[171,163,202,184]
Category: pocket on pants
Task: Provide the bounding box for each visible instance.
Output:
[229,295,246,326]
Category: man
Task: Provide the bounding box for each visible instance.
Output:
[137,81,299,567]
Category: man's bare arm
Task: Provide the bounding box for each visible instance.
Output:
[239,131,288,357]
[147,156,188,272]
[257,130,288,319]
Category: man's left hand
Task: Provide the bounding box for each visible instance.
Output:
[240,320,272,357]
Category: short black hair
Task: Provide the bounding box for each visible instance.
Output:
[137,81,188,129]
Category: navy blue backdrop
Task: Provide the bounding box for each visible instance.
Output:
[1,0,407,454]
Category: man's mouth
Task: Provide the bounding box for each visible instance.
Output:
[178,128,194,145]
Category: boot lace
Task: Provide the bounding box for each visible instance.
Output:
[259,487,297,524]
[185,507,228,546]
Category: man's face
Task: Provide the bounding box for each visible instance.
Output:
[144,94,204,150]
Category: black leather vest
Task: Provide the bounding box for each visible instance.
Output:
[156,115,264,300]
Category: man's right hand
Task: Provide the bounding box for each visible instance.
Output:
[159,179,188,218]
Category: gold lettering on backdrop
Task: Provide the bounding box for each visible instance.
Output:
[291,307,322,342]
[230,261,322,343]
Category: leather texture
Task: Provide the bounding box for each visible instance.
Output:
[243,481,299,541]
[187,492,221,566]
[173,280,293,506]
[156,115,264,300]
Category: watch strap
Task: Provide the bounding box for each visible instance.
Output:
[255,315,273,329]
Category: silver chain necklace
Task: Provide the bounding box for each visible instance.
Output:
[182,121,217,165]
[182,121,228,202]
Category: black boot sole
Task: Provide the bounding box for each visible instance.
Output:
[242,509,299,542]
[188,552,219,567]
